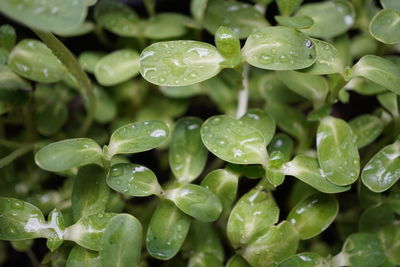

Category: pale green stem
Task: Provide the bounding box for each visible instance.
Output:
[0,144,35,168]
[0,139,27,148]
[32,29,95,136]
[144,0,156,17]
[236,63,250,119]
[331,253,348,267]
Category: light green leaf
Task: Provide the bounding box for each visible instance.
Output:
[287,193,339,239]
[240,109,276,146]
[191,0,208,22]
[90,86,117,123]
[107,120,169,159]
[301,39,343,75]
[0,24,16,51]
[94,49,139,86]
[277,252,328,267]
[268,133,294,162]
[204,0,268,39]
[276,71,328,106]
[0,0,92,34]
[227,188,279,248]
[46,209,64,251]
[352,55,400,95]
[201,169,239,210]
[0,65,31,91]
[359,204,395,233]
[380,0,400,9]
[283,155,351,193]
[170,117,208,184]
[362,141,400,192]
[276,0,303,16]
[8,39,66,83]
[166,184,222,222]
[349,114,384,148]
[36,101,68,136]
[146,199,191,260]
[100,214,142,267]
[56,21,94,37]
[35,138,103,172]
[144,13,189,40]
[226,254,251,267]
[317,117,360,186]
[296,0,355,39]
[201,115,267,165]
[93,0,140,37]
[78,51,106,74]
[378,225,400,265]
[188,252,223,267]
[377,92,399,117]
[240,221,299,267]
[66,246,101,267]
[275,15,313,29]
[369,9,400,45]
[106,163,162,197]
[160,83,204,98]
[215,26,241,61]
[71,165,109,221]
[243,27,317,70]
[140,40,223,86]
[64,213,116,251]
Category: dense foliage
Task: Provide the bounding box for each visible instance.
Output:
[0,0,400,266]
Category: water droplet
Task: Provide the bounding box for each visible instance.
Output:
[279,55,289,63]
[110,167,123,177]
[305,39,313,49]
[159,76,166,83]
[216,138,227,147]
[210,117,221,125]
[271,48,277,55]
[190,72,197,78]
[258,53,273,64]
[12,200,24,210]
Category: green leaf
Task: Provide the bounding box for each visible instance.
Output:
[287,193,339,240]
[317,117,360,186]
[362,141,400,192]
[240,109,276,146]
[78,51,106,74]
[226,254,251,267]
[94,49,139,86]
[146,199,191,260]
[277,252,327,267]
[166,184,222,222]
[227,188,279,248]
[276,71,328,106]
[144,13,189,40]
[380,0,400,9]
[276,0,303,16]
[36,101,68,136]
[0,24,16,51]
[268,133,294,162]
[359,204,395,233]
[140,40,223,86]
[334,233,385,267]
[243,27,317,70]
[160,83,204,98]
[188,252,223,267]
[204,0,268,39]
[283,155,351,193]
[296,0,355,39]
[275,16,313,29]
[35,138,103,172]
[352,55,400,95]
[90,86,117,124]
[201,169,239,210]
[100,214,142,267]
[301,39,343,75]
[93,0,140,37]
[378,225,400,265]
[0,197,47,240]
[107,120,169,159]
[240,221,299,267]
[72,165,109,221]
[215,26,241,60]
[349,114,384,148]
[369,9,400,45]
[169,117,208,184]
[46,209,64,251]
[64,213,116,251]
[56,21,94,37]
[66,246,101,267]
[201,115,267,165]
[7,39,66,83]
[0,0,92,34]
[377,92,399,117]
[106,163,162,197]
[0,65,31,91]
[191,0,208,22]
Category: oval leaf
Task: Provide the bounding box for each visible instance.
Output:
[106,163,162,197]
[140,41,223,86]
[277,252,328,267]
[201,115,267,165]
[243,27,317,70]
[144,13,189,40]
[35,138,103,172]
[275,15,314,29]
[317,117,360,186]
[349,114,384,149]
[369,9,400,45]
[240,109,276,146]
[66,246,101,267]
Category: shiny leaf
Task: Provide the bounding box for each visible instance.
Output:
[277,252,328,267]
[240,109,276,146]
[369,9,400,45]
[144,13,189,40]
[78,51,105,74]
[66,246,101,267]
[0,65,31,91]
[349,114,384,148]
[276,0,303,16]
[275,15,313,29]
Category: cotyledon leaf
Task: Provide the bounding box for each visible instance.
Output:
[377,92,399,117]
[242,26,317,70]
[0,65,31,91]
[78,51,106,74]
[276,0,303,16]
[351,55,400,95]
[349,114,384,149]
[226,254,251,267]
[362,141,400,193]
[35,138,103,172]
[106,120,169,159]
[201,115,267,165]
[287,193,339,240]
[369,9,400,45]
[275,15,314,29]
[317,117,360,186]
[283,155,351,193]
[0,0,92,34]
[7,39,66,83]
[169,117,208,184]
[66,246,101,267]
[380,0,400,9]
[277,252,328,267]
[240,109,276,146]
[144,13,189,40]
[140,40,224,87]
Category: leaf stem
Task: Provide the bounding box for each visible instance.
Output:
[0,144,35,168]
[144,0,156,17]
[32,29,95,136]
[236,63,250,119]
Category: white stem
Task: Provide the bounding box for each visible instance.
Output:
[331,252,349,267]
[236,63,250,119]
